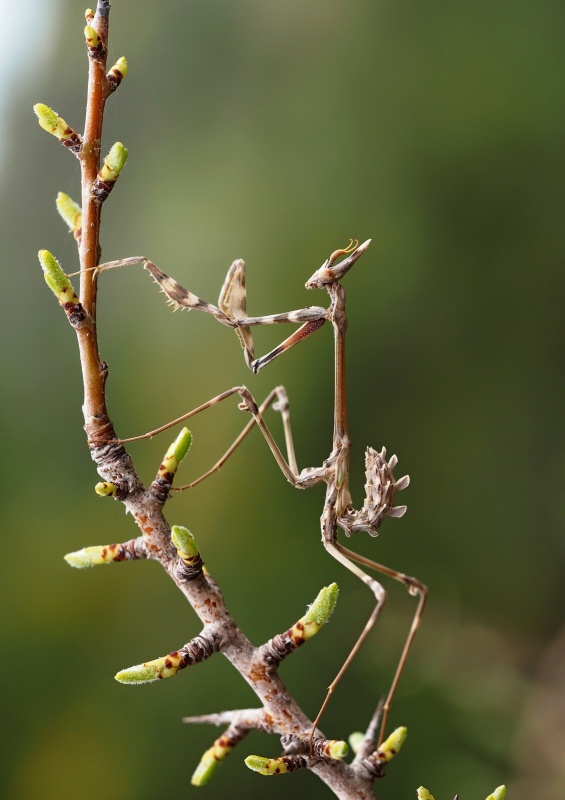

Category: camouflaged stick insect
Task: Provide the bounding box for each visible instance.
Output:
[89,238,427,745]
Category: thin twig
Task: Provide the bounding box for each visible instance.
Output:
[78,1,112,437]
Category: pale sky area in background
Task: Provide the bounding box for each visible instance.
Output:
[1,0,61,165]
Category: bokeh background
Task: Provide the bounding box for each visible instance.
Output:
[1,1,564,798]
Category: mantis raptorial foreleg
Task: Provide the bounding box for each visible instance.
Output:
[75,256,330,371]
[217,257,328,369]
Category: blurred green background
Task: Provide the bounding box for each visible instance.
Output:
[2,1,564,798]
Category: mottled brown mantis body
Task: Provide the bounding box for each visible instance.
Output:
[89,238,427,744]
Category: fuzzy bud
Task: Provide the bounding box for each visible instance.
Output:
[38,250,79,306]
[56,192,82,238]
[34,104,82,152]
[91,143,129,201]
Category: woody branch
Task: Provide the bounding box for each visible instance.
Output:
[34,3,407,797]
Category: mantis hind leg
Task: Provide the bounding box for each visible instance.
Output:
[330,541,427,744]
[306,540,388,745]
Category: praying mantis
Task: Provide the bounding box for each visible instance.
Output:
[89,237,427,744]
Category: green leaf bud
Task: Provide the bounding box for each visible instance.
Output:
[84,22,104,58]
[107,56,128,91]
[84,25,100,49]
[114,56,128,77]
[115,651,185,684]
[64,544,121,568]
[158,428,192,481]
[56,192,82,234]
[298,582,339,639]
[322,740,348,760]
[95,481,118,496]
[38,249,79,305]
[33,104,82,152]
[348,732,364,755]
[486,788,506,800]
[417,789,435,800]
[191,737,234,786]
[244,755,290,776]
[115,663,161,685]
[171,525,199,561]
[191,754,219,787]
[34,103,65,136]
[99,142,129,182]
[376,726,407,763]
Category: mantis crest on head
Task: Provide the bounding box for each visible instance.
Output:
[89,238,427,744]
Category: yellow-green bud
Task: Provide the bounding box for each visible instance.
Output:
[85,9,94,24]
[107,56,128,91]
[38,249,79,305]
[244,755,290,776]
[298,583,339,640]
[191,752,220,786]
[56,192,82,234]
[486,788,506,800]
[348,732,364,755]
[115,651,185,684]
[91,143,128,201]
[84,25,100,49]
[376,726,407,763]
[171,525,199,561]
[95,481,118,496]
[65,544,120,568]
[322,740,348,760]
[417,789,435,800]
[99,142,129,182]
[34,104,82,152]
[158,428,192,481]
[34,103,65,137]
[191,739,233,786]
[114,56,128,77]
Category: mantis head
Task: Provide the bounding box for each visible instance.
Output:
[305,238,371,290]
